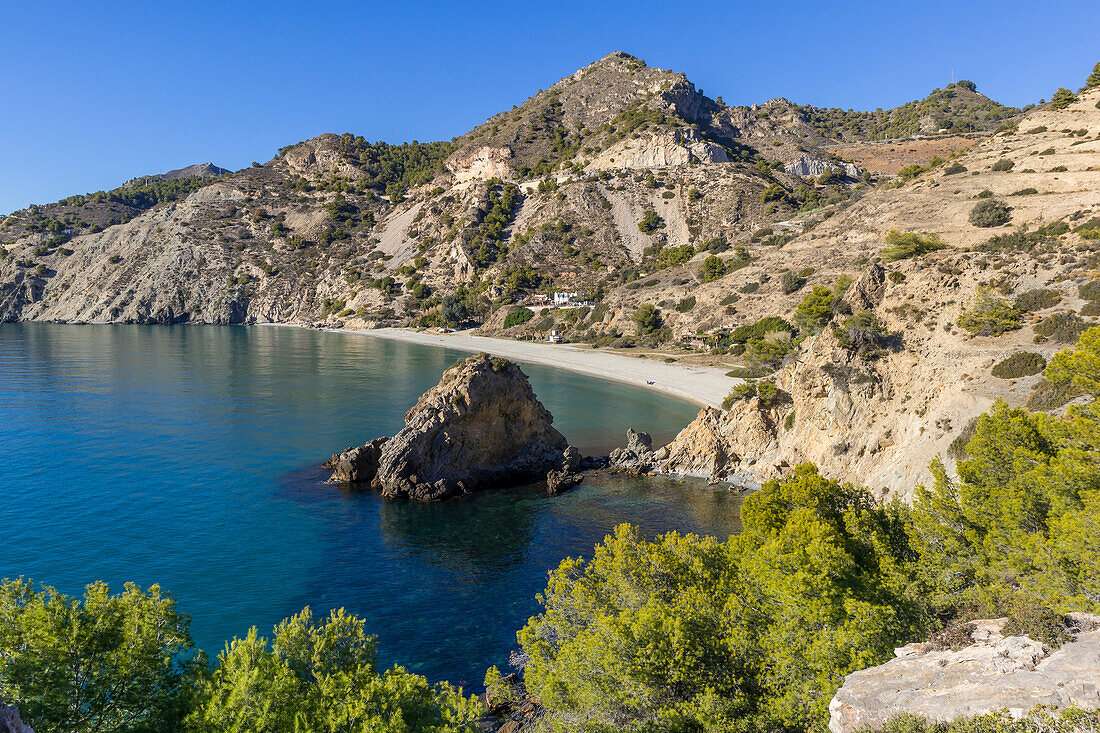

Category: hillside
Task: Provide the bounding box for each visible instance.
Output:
[796,81,1022,141]
[0,53,1094,499]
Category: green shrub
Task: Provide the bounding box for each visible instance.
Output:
[503,306,534,329]
[1036,220,1069,236]
[675,296,696,313]
[991,158,1015,171]
[518,466,932,732]
[1079,281,1100,301]
[991,352,1047,378]
[977,189,994,198]
[756,380,779,405]
[837,310,890,350]
[1050,87,1078,110]
[1088,62,1100,88]
[794,285,839,332]
[0,580,202,733]
[1013,288,1060,312]
[947,416,979,459]
[969,199,1012,227]
[780,271,806,294]
[896,163,926,182]
[1002,605,1072,647]
[1026,378,1083,411]
[700,254,726,283]
[192,607,480,731]
[726,366,771,379]
[784,411,795,430]
[723,381,758,408]
[1010,187,1038,196]
[760,183,786,202]
[740,281,760,294]
[957,288,1021,335]
[632,303,662,334]
[943,163,967,175]
[637,210,665,234]
[881,230,949,261]
[1034,312,1088,343]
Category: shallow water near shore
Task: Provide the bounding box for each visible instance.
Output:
[0,323,743,686]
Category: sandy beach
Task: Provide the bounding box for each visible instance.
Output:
[338,327,738,408]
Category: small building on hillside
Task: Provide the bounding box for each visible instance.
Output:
[553,291,584,305]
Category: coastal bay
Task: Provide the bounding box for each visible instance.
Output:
[0,323,742,685]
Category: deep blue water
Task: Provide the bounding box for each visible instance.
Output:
[0,324,742,687]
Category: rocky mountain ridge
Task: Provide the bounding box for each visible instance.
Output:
[2,53,1094,500]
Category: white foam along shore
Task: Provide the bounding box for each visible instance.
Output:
[336,327,738,408]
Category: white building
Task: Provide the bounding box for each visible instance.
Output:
[552,291,584,305]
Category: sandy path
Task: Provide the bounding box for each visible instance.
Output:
[343,327,737,408]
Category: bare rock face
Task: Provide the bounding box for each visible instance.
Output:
[785,154,861,179]
[323,437,386,483]
[546,445,583,495]
[0,700,33,733]
[327,354,570,501]
[828,615,1100,732]
[608,428,655,472]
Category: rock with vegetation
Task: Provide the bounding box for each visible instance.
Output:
[828,615,1100,733]
[326,354,571,500]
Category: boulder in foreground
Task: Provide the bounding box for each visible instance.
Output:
[829,614,1100,732]
[326,353,572,501]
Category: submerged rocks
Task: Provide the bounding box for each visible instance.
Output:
[828,615,1100,732]
[326,353,572,501]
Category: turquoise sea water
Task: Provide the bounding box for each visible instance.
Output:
[0,324,742,687]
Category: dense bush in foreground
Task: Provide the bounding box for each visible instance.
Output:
[0,587,480,733]
[513,327,1100,732]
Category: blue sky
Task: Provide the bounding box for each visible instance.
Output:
[3,0,1098,214]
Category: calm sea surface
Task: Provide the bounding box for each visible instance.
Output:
[0,324,742,686]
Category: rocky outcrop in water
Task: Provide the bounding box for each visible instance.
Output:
[0,700,32,733]
[828,615,1100,732]
[326,353,572,501]
[607,429,655,473]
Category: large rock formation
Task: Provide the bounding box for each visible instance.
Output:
[0,700,32,733]
[829,615,1100,732]
[784,154,861,179]
[325,354,572,501]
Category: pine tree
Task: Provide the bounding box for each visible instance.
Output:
[1087,62,1100,89]
[1050,87,1078,110]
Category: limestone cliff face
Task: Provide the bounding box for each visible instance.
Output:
[326,354,570,501]
[828,615,1100,732]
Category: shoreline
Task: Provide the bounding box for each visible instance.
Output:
[325,326,738,408]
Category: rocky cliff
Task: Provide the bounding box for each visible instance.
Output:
[325,354,572,500]
[829,615,1100,732]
